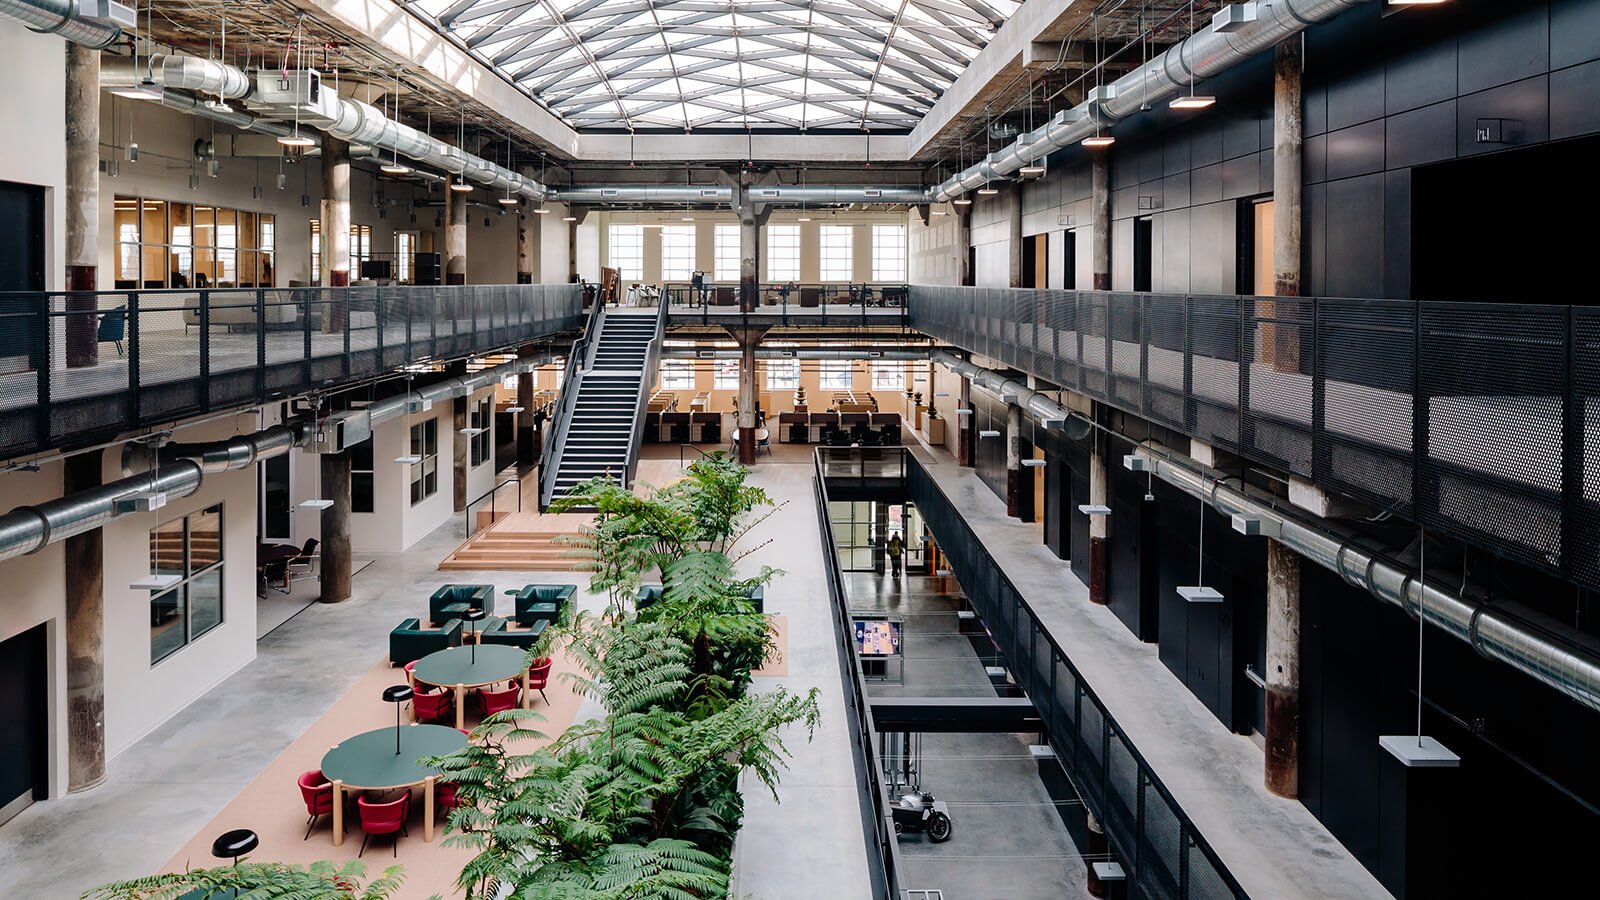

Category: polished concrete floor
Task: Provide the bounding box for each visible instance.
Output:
[843,570,1085,898]
[0,459,868,898]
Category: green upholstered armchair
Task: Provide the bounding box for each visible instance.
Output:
[481,617,548,650]
[636,584,664,611]
[507,583,575,626]
[429,584,495,624]
[389,617,462,666]
[741,584,765,614]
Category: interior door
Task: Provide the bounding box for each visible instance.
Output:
[1133,217,1153,292]
[258,453,292,543]
[0,624,49,824]
[0,181,45,373]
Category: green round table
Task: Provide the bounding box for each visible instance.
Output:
[319,723,467,847]
[412,644,532,730]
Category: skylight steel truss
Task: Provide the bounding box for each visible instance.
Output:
[414,0,1020,131]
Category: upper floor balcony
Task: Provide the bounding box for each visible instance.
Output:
[0,284,583,461]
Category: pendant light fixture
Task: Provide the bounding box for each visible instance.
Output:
[1083,13,1116,148]
[1019,77,1047,176]
[278,20,316,148]
[381,68,413,175]
[1176,492,1222,603]
[1170,1,1217,110]
[300,397,334,509]
[1379,527,1461,767]
[450,108,473,192]
[797,166,811,221]
[499,132,519,206]
[977,105,999,195]
[394,374,423,465]
[129,434,181,592]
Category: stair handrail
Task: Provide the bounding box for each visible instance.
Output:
[538,302,603,511]
[624,303,669,489]
[465,478,522,537]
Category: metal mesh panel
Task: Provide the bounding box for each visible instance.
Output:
[1315,298,1415,511]
[205,290,259,375]
[1144,296,1187,430]
[1078,699,1105,813]
[1188,295,1240,450]
[1244,296,1314,475]
[1140,780,1183,898]
[1081,293,1110,399]
[1054,659,1077,739]
[1184,839,1241,900]
[133,293,196,389]
[1105,731,1140,854]
[1571,309,1600,586]
[1110,293,1143,408]
[1419,304,1565,571]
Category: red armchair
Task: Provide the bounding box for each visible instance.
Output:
[527,657,554,705]
[297,769,334,841]
[412,688,454,724]
[477,684,521,717]
[357,792,411,858]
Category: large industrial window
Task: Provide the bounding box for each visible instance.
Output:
[112,197,274,289]
[660,225,695,281]
[871,224,906,281]
[350,436,375,514]
[309,222,371,284]
[819,225,853,281]
[765,359,800,390]
[714,224,741,281]
[469,397,492,467]
[149,504,224,665]
[660,360,696,390]
[395,232,415,283]
[714,358,740,390]
[872,360,906,391]
[409,418,439,506]
[818,360,854,391]
[767,225,800,281]
[608,224,644,280]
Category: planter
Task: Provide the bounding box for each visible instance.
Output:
[923,417,945,444]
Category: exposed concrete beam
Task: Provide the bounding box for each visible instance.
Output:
[573,132,914,163]
[908,0,1099,159]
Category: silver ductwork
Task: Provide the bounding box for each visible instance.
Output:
[553,185,734,205]
[550,184,928,207]
[157,89,290,138]
[0,0,127,49]
[121,424,301,476]
[662,348,931,360]
[323,98,548,199]
[929,0,1371,203]
[103,54,253,100]
[938,351,1600,715]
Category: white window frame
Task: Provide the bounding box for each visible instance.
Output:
[660,225,696,282]
[765,359,800,391]
[767,224,800,281]
[871,361,907,391]
[609,224,644,280]
[819,225,853,281]
[872,224,907,282]
[714,359,740,390]
[817,360,854,391]
[714,224,741,282]
[660,360,696,390]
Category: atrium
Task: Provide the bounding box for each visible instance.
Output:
[0,0,1596,897]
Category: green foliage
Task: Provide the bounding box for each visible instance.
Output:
[83,860,409,900]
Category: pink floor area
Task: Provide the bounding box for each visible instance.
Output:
[161,647,587,899]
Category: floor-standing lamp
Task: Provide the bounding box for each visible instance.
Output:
[211,828,259,866]
[382,684,414,755]
[464,606,486,664]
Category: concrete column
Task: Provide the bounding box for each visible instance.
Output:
[1273,39,1304,301]
[319,450,352,604]
[1265,539,1302,798]
[1088,439,1108,605]
[64,44,99,368]
[453,396,469,511]
[738,340,757,464]
[1008,182,1025,288]
[320,136,351,334]
[956,374,973,466]
[1090,149,1111,291]
[446,186,468,286]
[516,370,536,467]
[1005,403,1022,516]
[63,451,105,791]
[1085,809,1108,898]
[740,215,759,312]
[516,204,537,284]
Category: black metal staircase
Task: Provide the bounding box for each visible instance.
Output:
[538,306,663,510]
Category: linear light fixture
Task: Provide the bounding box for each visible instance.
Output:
[977,186,999,196]
[1081,135,1116,148]
[1231,514,1282,538]
[299,499,335,510]
[110,83,162,101]
[394,454,422,465]
[130,573,183,591]
[1021,459,1047,467]
[1170,95,1217,110]
[932,210,948,216]
[114,492,168,514]
[978,429,1001,438]
[952,197,972,206]
[504,406,525,414]
[458,427,485,436]
[380,161,413,175]
[449,178,473,193]
[277,133,315,148]
[534,206,550,214]
[1078,504,1111,516]
[1019,164,1047,175]
[498,196,520,206]
[1178,585,1225,603]
[562,216,577,222]
[1379,735,1461,767]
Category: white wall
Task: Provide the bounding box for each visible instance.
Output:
[539,202,571,284]
[908,206,963,285]
[99,417,259,759]
[348,398,461,553]
[0,462,68,797]
[0,28,67,291]
[462,383,498,512]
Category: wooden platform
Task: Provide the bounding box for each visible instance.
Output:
[438,510,596,572]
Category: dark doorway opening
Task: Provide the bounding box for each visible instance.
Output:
[1062,230,1077,290]
[1133,217,1153,292]
[1021,233,1038,288]
[0,624,49,825]
[964,246,977,287]
[1413,136,1600,302]
[0,181,46,373]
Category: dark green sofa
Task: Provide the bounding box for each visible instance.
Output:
[390,617,462,665]
[429,584,495,624]
[507,583,575,627]
[481,617,549,650]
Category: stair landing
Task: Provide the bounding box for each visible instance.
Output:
[438,510,597,572]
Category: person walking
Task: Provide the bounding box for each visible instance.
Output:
[887,531,904,578]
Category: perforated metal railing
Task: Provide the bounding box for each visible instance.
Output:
[900,452,1247,900]
[910,286,1598,592]
[0,284,582,461]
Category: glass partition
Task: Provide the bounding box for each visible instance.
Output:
[113,196,277,289]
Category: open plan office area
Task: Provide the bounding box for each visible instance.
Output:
[0,0,1597,898]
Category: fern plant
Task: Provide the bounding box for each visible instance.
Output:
[83,860,409,900]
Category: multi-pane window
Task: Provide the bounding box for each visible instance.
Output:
[660,360,696,390]
[872,224,906,282]
[395,232,415,283]
[819,225,853,281]
[818,360,854,391]
[714,359,740,390]
[660,226,696,282]
[872,361,906,391]
[765,359,800,390]
[469,397,492,467]
[409,419,439,506]
[609,224,644,280]
[111,196,273,288]
[714,224,741,282]
[350,436,375,514]
[767,225,800,281]
[149,504,224,665]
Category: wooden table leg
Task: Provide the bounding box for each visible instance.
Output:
[522,671,531,709]
[455,685,466,730]
[331,780,345,847]
[424,775,436,842]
